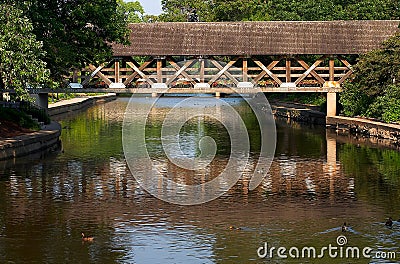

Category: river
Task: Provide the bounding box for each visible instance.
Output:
[0,97,399,263]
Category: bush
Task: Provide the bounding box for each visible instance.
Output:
[339,82,372,117]
[340,83,400,123]
[0,107,40,130]
[367,85,400,123]
[339,33,400,123]
[20,102,51,124]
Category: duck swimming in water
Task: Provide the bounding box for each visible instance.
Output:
[81,233,94,242]
[385,217,393,228]
[341,222,348,232]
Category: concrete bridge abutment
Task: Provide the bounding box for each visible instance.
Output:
[32,93,49,112]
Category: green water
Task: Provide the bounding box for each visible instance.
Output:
[0,97,399,263]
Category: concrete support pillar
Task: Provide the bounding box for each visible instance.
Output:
[151,92,158,98]
[326,92,337,117]
[33,93,49,112]
[215,92,221,98]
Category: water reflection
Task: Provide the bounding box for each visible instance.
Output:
[0,97,399,263]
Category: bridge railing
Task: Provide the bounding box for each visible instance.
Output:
[66,55,352,91]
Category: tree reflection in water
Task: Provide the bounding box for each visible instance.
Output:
[0,97,399,263]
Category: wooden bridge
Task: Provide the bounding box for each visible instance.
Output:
[36,20,400,115]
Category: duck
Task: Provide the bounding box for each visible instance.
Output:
[385,217,393,228]
[341,222,348,232]
[229,226,242,230]
[81,232,94,242]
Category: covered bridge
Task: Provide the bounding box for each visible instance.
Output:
[68,20,400,116]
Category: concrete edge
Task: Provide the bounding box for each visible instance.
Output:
[48,93,117,117]
[326,116,400,143]
[0,121,62,160]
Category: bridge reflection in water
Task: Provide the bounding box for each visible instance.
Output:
[0,98,398,263]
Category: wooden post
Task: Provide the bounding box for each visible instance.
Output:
[243,58,248,82]
[329,57,335,81]
[115,60,120,83]
[286,58,291,83]
[200,59,205,83]
[157,58,163,83]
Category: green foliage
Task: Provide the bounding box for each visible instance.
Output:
[117,0,144,23]
[0,107,40,130]
[9,0,130,82]
[340,34,400,123]
[159,0,214,21]
[48,93,77,103]
[0,3,49,101]
[366,85,400,123]
[339,82,372,117]
[351,34,400,97]
[213,0,270,21]
[160,0,400,22]
[20,102,51,125]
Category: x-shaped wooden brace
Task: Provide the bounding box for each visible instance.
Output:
[82,62,112,86]
[295,56,327,85]
[166,57,197,85]
[337,56,353,84]
[126,59,154,86]
[124,57,154,86]
[165,59,195,86]
[208,57,239,85]
[252,58,282,85]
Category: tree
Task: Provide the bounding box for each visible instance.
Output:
[160,0,214,22]
[160,0,400,22]
[8,0,130,84]
[340,33,400,122]
[213,0,270,21]
[0,3,49,101]
[118,0,145,23]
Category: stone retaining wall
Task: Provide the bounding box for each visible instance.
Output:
[0,122,61,160]
[326,116,400,143]
[271,102,326,125]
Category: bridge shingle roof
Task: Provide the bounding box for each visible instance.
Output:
[112,21,400,56]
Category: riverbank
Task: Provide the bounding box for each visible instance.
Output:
[270,100,400,146]
[327,116,400,144]
[0,121,61,160]
[270,100,326,125]
[48,93,117,117]
[0,93,117,160]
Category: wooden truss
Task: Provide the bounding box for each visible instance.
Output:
[70,55,353,90]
